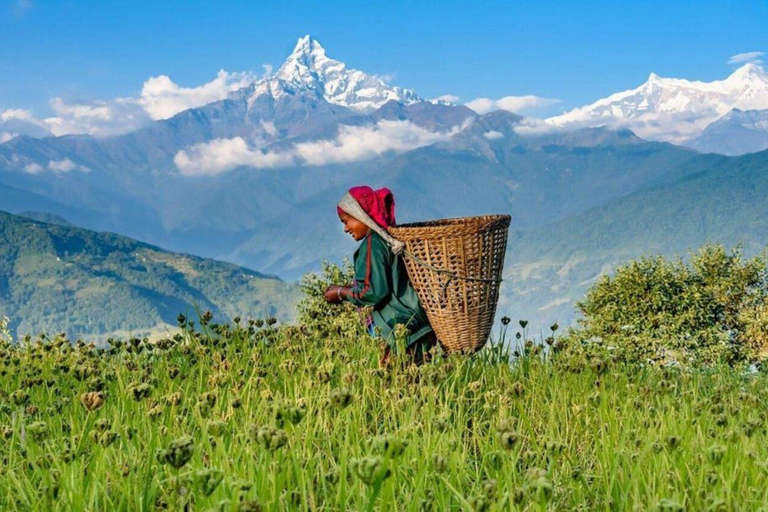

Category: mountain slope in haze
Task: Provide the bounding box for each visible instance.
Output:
[0,211,299,340]
[502,149,768,330]
[684,108,768,156]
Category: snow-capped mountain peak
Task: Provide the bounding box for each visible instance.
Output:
[239,35,421,111]
[547,64,768,143]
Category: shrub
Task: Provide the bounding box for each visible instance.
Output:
[564,244,768,365]
[296,260,365,338]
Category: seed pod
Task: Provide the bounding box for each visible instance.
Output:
[330,388,353,408]
[80,392,105,411]
[162,436,194,469]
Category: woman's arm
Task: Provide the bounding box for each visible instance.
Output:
[347,235,391,308]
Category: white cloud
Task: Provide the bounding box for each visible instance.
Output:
[173,137,295,176]
[483,130,504,140]
[44,97,149,137]
[47,158,77,172]
[174,120,466,176]
[9,69,259,138]
[465,95,561,115]
[512,118,567,137]
[23,162,43,174]
[434,94,460,103]
[728,51,765,66]
[0,132,17,143]
[138,70,257,120]
[292,120,461,166]
[0,109,33,122]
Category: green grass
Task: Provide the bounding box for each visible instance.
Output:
[1,314,768,511]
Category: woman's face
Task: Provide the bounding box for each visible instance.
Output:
[339,211,370,241]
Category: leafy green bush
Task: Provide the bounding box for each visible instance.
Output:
[297,259,366,338]
[564,244,768,365]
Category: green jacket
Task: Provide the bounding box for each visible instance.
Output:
[346,231,433,348]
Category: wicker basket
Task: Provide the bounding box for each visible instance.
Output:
[388,215,510,353]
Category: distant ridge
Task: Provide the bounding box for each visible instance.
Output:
[0,211,298,340]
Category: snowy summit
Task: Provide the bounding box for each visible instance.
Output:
[237,35,421,111]
[547,63,768,143]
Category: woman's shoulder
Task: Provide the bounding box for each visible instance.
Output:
[356,231,391,259]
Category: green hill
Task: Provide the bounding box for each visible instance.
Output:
[0,211,299,340]
[502,149,768,330]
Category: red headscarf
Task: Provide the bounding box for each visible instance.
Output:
[337,186,397,229]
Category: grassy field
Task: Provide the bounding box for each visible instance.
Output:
[1,304,768,512]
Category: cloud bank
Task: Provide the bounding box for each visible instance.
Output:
[174,120,464,176]
[465,95,561,115]
[3,69,260,138]
[138,70,257,120]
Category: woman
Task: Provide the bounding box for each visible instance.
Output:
[324,186,436,365]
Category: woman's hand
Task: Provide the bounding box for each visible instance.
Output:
[324,285,346,304]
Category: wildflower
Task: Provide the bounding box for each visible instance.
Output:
[431,454,448,472]
[499,430,520,450]
[350,456,391,485]
[165,392,183,406]
[666,436,681,449]
[238,500,263,512]
[467,495,489,512]
[519,320,528,329]
[434,417,451,432]
[78,391,105,412]
[253,425,288,451]
[330,387,353,408]
[511,381,525,397]
[194,468,224,497]
[160,435,194,469]
[528,476,553,505]
[148,405,163,420]
[657,498,683,512]
[708,444,726,465]
[10,389,29,406]
[27,421,48,442]
[501,316,511,326]
[550,323,559,332]
[275,405,305,426]
[129,383,151,401]
[208,420,227,436]
[168,366,180,379]
[374,434,407,458]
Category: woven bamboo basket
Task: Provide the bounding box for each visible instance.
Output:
[388,214,510,353]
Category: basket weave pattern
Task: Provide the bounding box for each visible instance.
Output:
[388,215,511,353]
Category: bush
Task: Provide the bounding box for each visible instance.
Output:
[564,244,768,365]
[297,260,367,338]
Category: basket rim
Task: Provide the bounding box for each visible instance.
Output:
[388,214,511,232]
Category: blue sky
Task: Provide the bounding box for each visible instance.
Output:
[2,0,767,118]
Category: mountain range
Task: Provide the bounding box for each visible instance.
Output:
[2,35,768,336]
